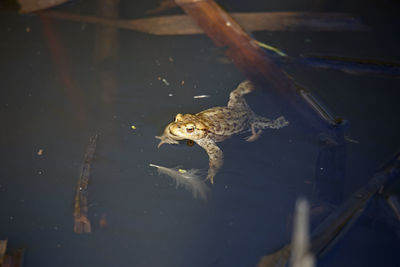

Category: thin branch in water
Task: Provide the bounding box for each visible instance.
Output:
[74,133,98,233]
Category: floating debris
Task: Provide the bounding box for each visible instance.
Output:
[99,214,107,228]
[255,40,287,57]
[37,149,44,156]
[344,135,360,144]
[157,76,170,86]
[193,94,210,99]
[149,163,210,200]
[162,78,170,86]
[131,125,136,130]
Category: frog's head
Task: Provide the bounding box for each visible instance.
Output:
[156,113,208,148]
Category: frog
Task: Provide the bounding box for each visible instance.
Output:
[156,80,289,184]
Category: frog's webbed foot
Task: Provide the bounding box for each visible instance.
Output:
[245,124,262,142]
[206,169,217,184]
[195,139,224,184]
[246,116,289,142]
[270,116,289,129]
[155,135,179,148]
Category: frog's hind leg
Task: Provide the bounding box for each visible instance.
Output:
[227,80,254,109]
[255,115,289,129]
[245,124,263,142]
[245,116,289,142]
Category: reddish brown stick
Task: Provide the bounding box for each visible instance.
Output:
[38,10,368,35]
[0,240,6,266]
[73,134,98,234]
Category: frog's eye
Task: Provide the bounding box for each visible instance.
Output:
[186,124,195,133]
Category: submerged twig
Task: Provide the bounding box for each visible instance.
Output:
[298,55,400,77]
[38,11,368,35]
[74,134,98,234]
[258,152,400,267]
[149,163,210,200]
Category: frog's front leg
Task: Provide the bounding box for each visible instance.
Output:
[195,139,223,184]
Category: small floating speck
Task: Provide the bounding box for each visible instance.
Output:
[162,78,169,86]
[178,169,187,174]
[99,214,107,228]
[168,93,173,97]
[131,125,136,130]
[37,149,44,156]
[193,95,210,99]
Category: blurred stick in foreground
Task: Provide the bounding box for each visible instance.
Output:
[38,11,368,35]
[73,134,98,234]
[258,152,400,267]
[289,199,315,267]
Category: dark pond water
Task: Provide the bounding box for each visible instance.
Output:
[1,0,400,266]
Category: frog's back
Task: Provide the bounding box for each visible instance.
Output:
[197,106,252,136]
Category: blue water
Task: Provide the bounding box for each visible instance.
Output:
[0,1,399,266]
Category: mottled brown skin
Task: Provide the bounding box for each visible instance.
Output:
[156,80,288,183]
